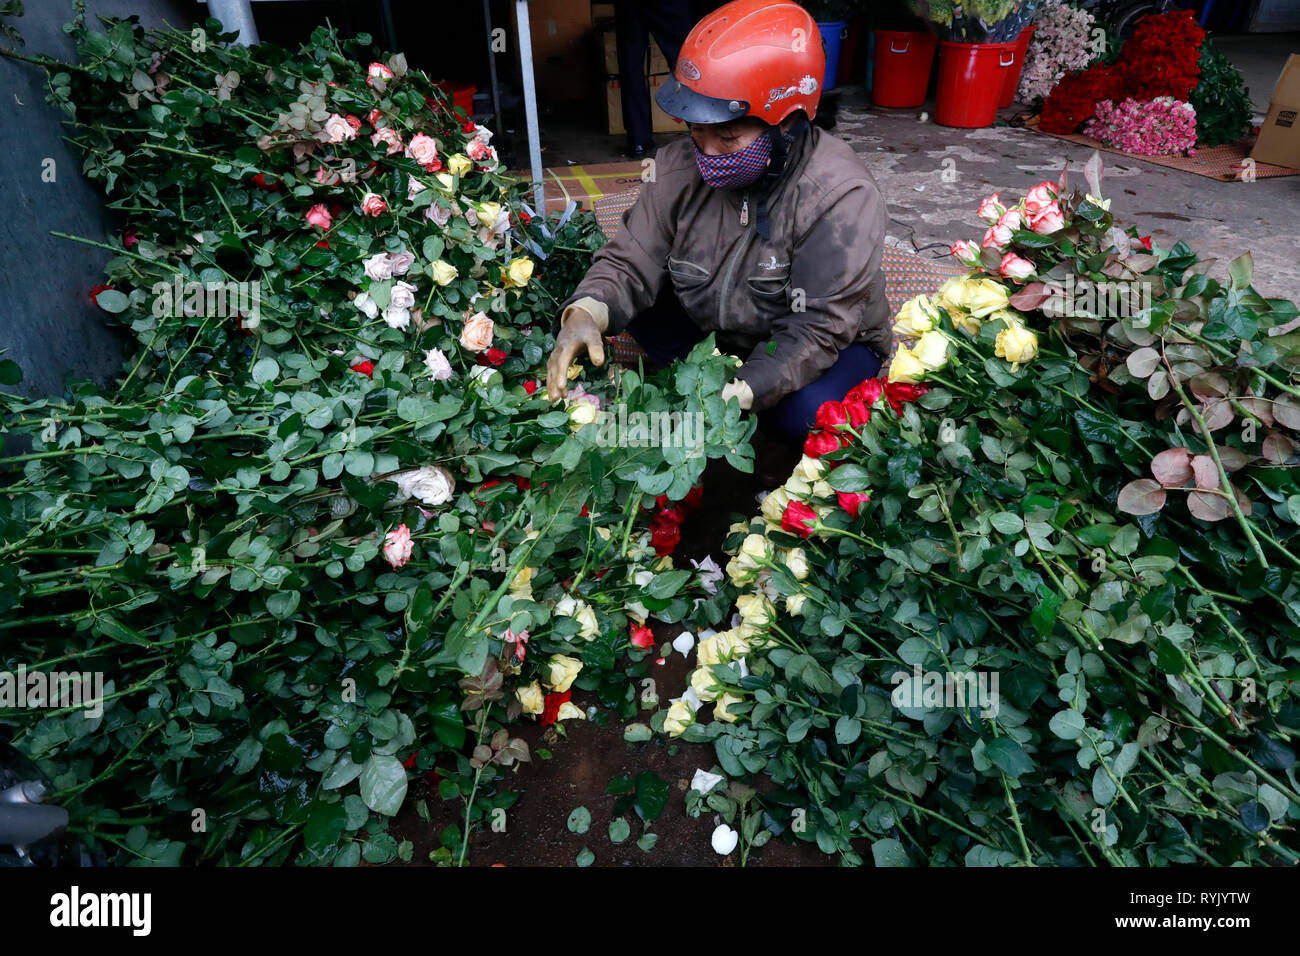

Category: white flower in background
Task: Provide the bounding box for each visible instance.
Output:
[633,569,654,588]
[383,305,411,331]
[423,348,453,381]
[711,823,739,855]
[691,769,724,793]
[354,292,379,319]
[388,250,415,276]
[364,252,395,281]
[691,555,724,594]
[391,465,454,506]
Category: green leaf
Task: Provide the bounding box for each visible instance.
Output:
[636,832,658,852]
[567,806,591,834]
[1228,251,1253,291]
[835,716,861,745]
[252,357,279,385]
[871,837,910,867]
[303,802,348,858]
[92,289,130,313]
[358,755,407,816]
[647,569,691,599]
[829,464,871,493]
[576,847,595,867]
[1049,710,1087,740]
[608,817,631,843]
[984,737,1034,778]
[786,717,811,743]
[0,359,22,385]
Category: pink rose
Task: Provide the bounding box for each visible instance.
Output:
[1023,180,1058,217]
[323,113,357,143]
[467,139,491,162]
[360,193,389,217]
[459,311,495,352]
[977,192,1006,224]
[405,133,439,169]
[364,252,395,281]
[305,204,332,230]
[388,250,415,275]
[371,127,404,155]
[997,208,1024,233]
[383,523,414,569]
[426,202,451,227]
[1028,201,1066,234]
[315,165,341,186]
[367,62,394,87]
[999,252,1036,281]
[982,220,1013,250]
[950,239,981,266]
[407,175,427,201]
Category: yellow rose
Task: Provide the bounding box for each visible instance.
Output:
[698,629,752,667]
[516,680,544,716]
[887,345,926,384]
[664,699,694,737]
[726,555,757,587]
[653,556,674,572]
[714,692,744,723]
[738,532,771,568]
[504,257,534,289]
[690,666,721,702]
[447,153,471,177]
[736,593,776,628]
[783,473,812,498]
[894,294,940,337]
[811,479,834,500]
[475,201,502,227]
[430,259,457,287]
[544,654,583,693]
[786,593,807,617]
[784,547,809,581]
[995,322,1039,371]
[574,603,600,640]
[1084,192,1111,211]
[556,701,586,721]
[967,278,1011,318]
[760,487,792,525]
[566,362,582,381]
[434,172,455,191]
[989,307,1025,327]
[727,520,752,538]
[567,400,600,431]
[949,307,981,337]
[509,565,535,598]
[793,455,828,483]
[914,330,951,372]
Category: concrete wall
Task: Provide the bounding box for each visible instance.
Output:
[0,0,193,402]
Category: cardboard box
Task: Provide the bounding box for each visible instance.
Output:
[521,0,593,101]
[508,161,647,215]
[1252,54,1300,169]
[606,75,686,136]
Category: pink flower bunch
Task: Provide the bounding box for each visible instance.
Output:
[1017,0,1098,103]
[1084,96,1198,156]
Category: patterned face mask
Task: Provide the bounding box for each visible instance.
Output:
[693,132,772,189]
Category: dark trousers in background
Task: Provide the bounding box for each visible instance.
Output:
[614,0,695,150]
[625,286,883,444]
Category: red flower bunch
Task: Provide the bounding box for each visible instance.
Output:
[648,484,704,556]
[540,689,571,726]
[801,377,926,459]
[781,500,818,538]
[1040,10,1204,134]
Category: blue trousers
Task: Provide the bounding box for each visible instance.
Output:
[625,289,883,442]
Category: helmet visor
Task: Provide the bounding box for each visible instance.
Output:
[655,79,750,125]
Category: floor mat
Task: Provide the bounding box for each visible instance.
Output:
[1021,115,1299,182]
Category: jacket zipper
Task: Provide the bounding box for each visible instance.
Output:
[718,189,756,329]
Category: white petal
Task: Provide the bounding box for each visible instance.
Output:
[672,631,696,656]
[692,769,724,794]
[682,687,702,712]
[711,824,738,855]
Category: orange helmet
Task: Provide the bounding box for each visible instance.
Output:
[656,0,826,126]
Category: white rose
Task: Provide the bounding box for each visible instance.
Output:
[423,348,453,381]
[354,292,379,319]
[388,250,415,276]
[383,305,411,331]
[389,280,417,310]
[391,465,454,506]
[364,252,395,281]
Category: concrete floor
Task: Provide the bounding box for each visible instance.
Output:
[528,33,1300,300]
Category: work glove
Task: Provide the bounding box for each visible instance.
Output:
[721,378,753,411]
[546,304,606,402]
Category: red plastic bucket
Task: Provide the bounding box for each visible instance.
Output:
[935,41,1016,128]
[434,80,477,117]
[871,30,938,108]
[998,25,1037,108]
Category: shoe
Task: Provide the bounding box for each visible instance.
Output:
[630,143,653,160]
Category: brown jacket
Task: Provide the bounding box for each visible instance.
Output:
[558,126,891,411]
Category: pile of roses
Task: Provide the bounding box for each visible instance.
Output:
[0,16,750,867]
[1084,96,1198,157]
[1039,9,1205,135]
[1016,0,1099,104]
[657,157,1300,866]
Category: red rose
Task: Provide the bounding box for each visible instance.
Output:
[843,400,871,428]
[522,380,538,395]
[883,381,928,415]
[402,753,418,770]
[123,229,139,249]
[1138,235,1152,250]
[803,430,841,458]
[815,401,848,431]
[315,239,330,249]
[654,494,669,509]
[837,491,871,520]
[580,504,589,517]
[486,347,507,366]
[680,483,704,512]
[462,119,478,133]
[845,378,884,406]
[650,518,681,556]
[540,689,572,726]
[351,360,375,378]
[630,625,655,649]
[250,173,279,191]
[512,475,531,491]
[88,283,113,307]
[781,500,818,538]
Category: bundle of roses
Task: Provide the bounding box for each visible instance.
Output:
[655,159,1300,866]
[0,17,751,867]
[1083,96,1197,157]
[1016,0,1099,104]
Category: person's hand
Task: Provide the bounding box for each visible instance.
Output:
[546,307,605,402]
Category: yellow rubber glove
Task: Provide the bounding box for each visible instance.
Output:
[546,304,606,402]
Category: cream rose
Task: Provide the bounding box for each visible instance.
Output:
[887,344,926,385]
[995,322,1039,371]
[786,593,807,617]
[914,330,951,372]
[459,311,495,351]
[784,547,809,581]
[430,259,457,287]
[504,257,534,289]
[760,487,792,525]
[447,153,472,177]
[894,294,940,337]
[690,666,721,702]
[714,692,744,723]
[664,699,695,737]
[544,654,583,693]
[516,681,544,716]
[736,593,776,629]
